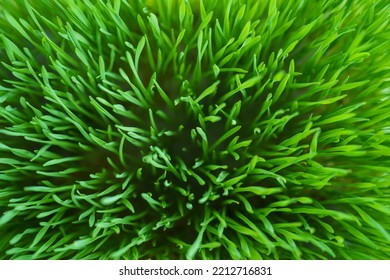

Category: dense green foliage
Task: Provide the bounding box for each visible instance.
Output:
[0,0,389,259]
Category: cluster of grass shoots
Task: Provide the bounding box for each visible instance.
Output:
[0,0,389,259]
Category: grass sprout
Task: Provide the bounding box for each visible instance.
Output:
[0,0,389,259]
